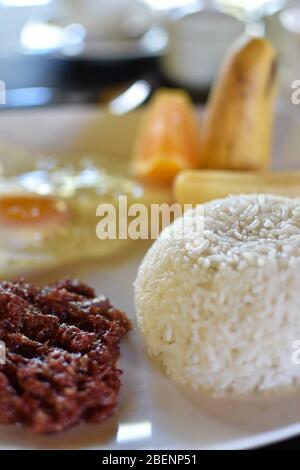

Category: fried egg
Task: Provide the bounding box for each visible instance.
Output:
[0,161,143,277]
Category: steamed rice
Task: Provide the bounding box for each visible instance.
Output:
[134,194,300,394]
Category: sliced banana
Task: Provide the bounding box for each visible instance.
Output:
[174,170,300,205]
[200,36,278,171]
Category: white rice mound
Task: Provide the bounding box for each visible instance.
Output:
[134,194,300,394]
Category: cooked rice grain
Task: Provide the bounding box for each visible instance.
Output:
[134,195,300,394]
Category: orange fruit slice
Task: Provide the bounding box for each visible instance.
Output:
[132,89,201,186]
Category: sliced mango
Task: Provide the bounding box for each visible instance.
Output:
[175,170,300,205]
[132,89,202,186]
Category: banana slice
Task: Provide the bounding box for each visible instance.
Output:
[174,170,300,205]
[200,37,278,171]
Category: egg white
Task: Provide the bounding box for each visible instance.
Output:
[0,163,141,277]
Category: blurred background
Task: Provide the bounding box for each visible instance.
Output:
[0,0,299,108]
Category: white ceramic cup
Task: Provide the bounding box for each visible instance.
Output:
[160,9,246,90]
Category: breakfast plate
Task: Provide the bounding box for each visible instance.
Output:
[0,103,300,449]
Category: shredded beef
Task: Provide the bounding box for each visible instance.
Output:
[0,278,131,434]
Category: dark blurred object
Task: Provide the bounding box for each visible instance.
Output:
[0,51,211,110]
[0,53,161,108]
[0,0,166,109]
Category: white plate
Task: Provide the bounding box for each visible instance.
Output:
[1,104,300,450]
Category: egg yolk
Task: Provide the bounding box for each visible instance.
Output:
[0,195,69,227]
